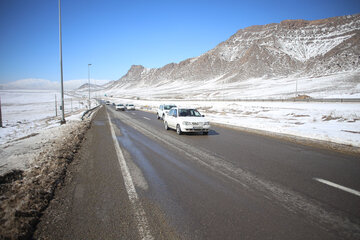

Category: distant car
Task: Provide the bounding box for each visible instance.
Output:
[157,104,177,120]
[164,107,210,135]
[116,104,125,111]
[112,102,116,106]
[105,100,110,105]
[125,104,135,110]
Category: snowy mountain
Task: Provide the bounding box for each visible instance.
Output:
[76,83,104,91]
[105,14,360,99]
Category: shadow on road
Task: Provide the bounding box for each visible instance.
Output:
[183,129,219,136]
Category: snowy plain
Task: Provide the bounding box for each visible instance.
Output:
[0,90,98,175]
[0,90,94,144]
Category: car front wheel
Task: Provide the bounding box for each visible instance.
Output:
[157,114,160,120]
[176,124,182,135]
[164,121,169,130]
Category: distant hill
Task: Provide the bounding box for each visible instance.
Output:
[76,83,104,91]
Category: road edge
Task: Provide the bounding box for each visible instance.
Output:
[0,107,100,239]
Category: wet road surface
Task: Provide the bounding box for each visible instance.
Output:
[35,105,360,240]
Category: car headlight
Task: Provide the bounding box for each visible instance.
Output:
[204,122,210,125]
[182,121,191,125]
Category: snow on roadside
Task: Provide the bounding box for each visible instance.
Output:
[0,114,83,176]
[104,97,360,148]
[203,101,360,147]
[0,90,100,176]
[0,118,91,239]
[0,90,94,145]
[0,89,97,238]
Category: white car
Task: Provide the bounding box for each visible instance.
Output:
[157,104,177,119]
[164,107,210,135]
[105,100,111,105]
[116,104,125,111]
[125,104,135,110]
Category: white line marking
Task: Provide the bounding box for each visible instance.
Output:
[314,178,360,197]
[106,110,153,240]
[131,112,136,115]
[143,117,151,120]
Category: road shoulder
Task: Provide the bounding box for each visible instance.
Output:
[34,106,139,239]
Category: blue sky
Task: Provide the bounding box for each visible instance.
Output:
[0,0,359,88]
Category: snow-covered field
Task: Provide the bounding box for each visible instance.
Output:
[0,90,96,144]
[0,90,99,176]
[104,97,360,148]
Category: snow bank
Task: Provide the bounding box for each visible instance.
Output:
[0,89,99,239]
[0,90,101,176]
[0,119,90,239]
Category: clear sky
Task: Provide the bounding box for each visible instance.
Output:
[0,0,359,88]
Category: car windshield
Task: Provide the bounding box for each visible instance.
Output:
[117,104,123,106]
[129,104,134,106]
[179,109,202,117]
[164,105,176,110]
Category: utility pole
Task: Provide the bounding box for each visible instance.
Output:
[0,96,3,128]
[59,0,66,124]
[88,63,92,109]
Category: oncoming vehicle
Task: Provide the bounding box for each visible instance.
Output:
[105,100,110,105]
[157,104,176,119]
[164,107,210,135]
[116,104,125,111]
[125,104,135,110]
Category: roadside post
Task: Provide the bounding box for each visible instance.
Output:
[59,0,66,124]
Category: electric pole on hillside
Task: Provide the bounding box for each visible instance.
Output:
[88,63,92,109]
[59,0,66,124]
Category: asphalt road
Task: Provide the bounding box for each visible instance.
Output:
[35,105,360,240]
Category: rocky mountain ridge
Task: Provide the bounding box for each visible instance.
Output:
[77,83,104,91]
[108,14,360,91]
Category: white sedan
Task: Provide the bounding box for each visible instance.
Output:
[116,104,125,111]
[164,107,210,135]
[125,104,135,110]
